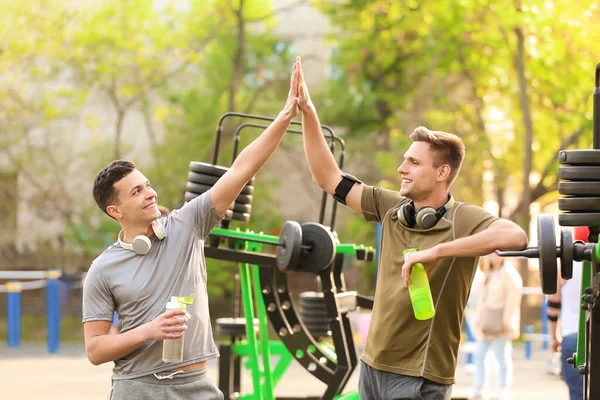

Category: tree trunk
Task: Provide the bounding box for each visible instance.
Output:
[228,0,245,114]
[114,109,125,159]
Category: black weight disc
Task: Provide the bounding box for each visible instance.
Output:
[299,291,325,301]
[184,191,203,202]
[187,181,253,197]
[276,221,303,272]
[187,172,255,195]
[559,166,600,181]
[558,197,600,212]
[296,223,336,273]
[230,203,252,214]
[188,162,229,176]
[236,194,253,205]
[298,301,327,309]
[187,171,255,186]
[560,228,573,280]
[558,212,600,227]
[300,314,330,324]
[186,182,212,194]
[559,150,600,166]
[537,214,557,295]
[229,211,251,223]
[216,317,249,336]
[299,305,328,314]
[185,191,253,206]
[558,182,600,196]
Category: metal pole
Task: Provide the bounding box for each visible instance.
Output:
[593,63,600,149]
[7,282,22,348]
[47,270,62,353]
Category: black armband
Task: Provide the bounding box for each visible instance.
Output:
[547,314,559,322]
[333,172,362,205]
[547,300,562,310]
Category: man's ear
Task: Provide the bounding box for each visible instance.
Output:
[436,164,451,182]
[107,205,122,219]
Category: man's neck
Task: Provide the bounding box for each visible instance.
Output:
[413,190,449,211]
[121,222,154,243]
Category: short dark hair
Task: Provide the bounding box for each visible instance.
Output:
[409,126,465,185]
[93,160,136,216]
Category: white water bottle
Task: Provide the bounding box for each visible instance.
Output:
[162,296,186,363]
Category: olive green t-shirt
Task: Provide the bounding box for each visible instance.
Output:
[361,185,499,385]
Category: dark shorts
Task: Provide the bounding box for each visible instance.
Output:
[359,361,452,400]
[109,367,224,400]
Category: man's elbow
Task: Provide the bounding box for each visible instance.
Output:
[85,344,106,366]
[87,354,102,366]
[511,227,528,250]
[311,174,331,193]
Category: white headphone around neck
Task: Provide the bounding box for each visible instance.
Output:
[118,219,167,255]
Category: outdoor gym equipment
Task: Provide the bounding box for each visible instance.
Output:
[187,112,375,399]
[496,63,600,400]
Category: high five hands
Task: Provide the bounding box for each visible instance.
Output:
[282,56,314,119]
[282,60,300,119]
[296,56,314,113]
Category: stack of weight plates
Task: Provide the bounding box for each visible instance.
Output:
[558,150,600,227]
[185,162,254,223]
[298,291,331,340]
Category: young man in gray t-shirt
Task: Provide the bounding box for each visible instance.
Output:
[82,61,303,399]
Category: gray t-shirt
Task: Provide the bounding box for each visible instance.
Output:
[82,191,223,380]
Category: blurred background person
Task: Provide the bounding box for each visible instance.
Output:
[470,252,522,400]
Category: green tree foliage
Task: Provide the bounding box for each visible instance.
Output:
[317,0,600,221]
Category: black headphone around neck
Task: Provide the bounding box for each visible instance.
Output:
[394,194,453,229]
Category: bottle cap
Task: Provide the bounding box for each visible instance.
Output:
[166,296,186,310]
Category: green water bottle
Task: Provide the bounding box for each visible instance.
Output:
[403,248,435,320]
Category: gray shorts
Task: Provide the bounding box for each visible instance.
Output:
[359,361,452,400]
[109,368,224,400]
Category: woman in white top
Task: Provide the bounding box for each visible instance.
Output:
[470,252,523,400]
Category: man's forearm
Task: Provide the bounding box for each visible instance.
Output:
[86,325,148,365]
[302,106,341,194]
[230,112,293,181]
[436,223,527,258]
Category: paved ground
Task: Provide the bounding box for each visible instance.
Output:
[0,342,569,399]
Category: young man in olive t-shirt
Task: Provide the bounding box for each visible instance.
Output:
[294,57,528,400]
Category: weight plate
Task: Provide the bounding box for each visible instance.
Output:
[560,228,573,280]
[558,197,600,212]
[559,150,600,166]
[299,304,328,313]
[558,212,600,227]
[276,221,303,272]
[187,171,255,187]
[537,214,557,295]
[299,291,325,299]
[300,314,330,324]
[559,166,600,181]
[188,162,229,176]
[187,181,253,197]
[230,203,252,214]
[558,182,600,196]
[186,182,212,194]
[229,211,251,223]
[296,223,336,273]
[298,300,327,308]
[300,313,329,323]
[216,317,248,336]
[187,172,254,195]
[184,191,253,206]
[236,194,253,205]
